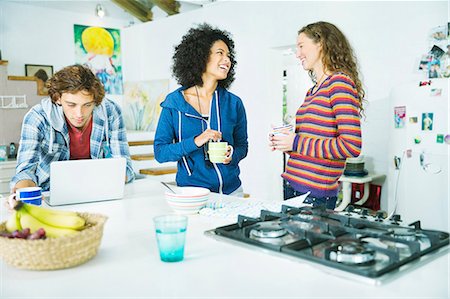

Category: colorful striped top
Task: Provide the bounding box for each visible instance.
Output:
[282,73,362,198]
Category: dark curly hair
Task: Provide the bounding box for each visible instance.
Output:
[172,23,236,89]
[46,64,105,105]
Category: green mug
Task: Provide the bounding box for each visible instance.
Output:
[208,141,233,163]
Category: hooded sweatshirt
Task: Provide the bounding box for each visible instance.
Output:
[10,97,135,191]
[154,86,248,194]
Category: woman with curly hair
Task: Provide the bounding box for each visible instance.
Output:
[154,23,248,196]
[269,21,364,209]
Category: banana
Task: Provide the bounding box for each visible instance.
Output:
[21,203,85,230]
[5,210,22,232]
[19,209,79,238]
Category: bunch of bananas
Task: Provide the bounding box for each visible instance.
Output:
[5,203,86,238]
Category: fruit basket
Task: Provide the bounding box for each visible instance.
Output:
[0,212,107,270]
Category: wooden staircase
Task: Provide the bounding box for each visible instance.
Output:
[128,139,177,176]
[140,166,177,175]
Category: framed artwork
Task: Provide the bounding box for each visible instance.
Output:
[25,64,53,82]
[74,24,123,95]
[123,80,169,131]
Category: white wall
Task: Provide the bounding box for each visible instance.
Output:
[122,1,448,207]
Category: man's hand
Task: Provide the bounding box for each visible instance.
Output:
[11,180,36,194]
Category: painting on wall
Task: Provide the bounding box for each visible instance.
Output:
[123,80,169,131]
[74,24,123,95]
[25,64,53,81]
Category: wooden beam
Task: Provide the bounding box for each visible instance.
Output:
[148,0,180,15]
[111,0,153,22]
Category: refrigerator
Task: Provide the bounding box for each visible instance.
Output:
[388,78,449,231]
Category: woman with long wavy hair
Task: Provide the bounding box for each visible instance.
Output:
[269,21,365,209]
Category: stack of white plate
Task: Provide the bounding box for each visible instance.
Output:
[165,187,210,214]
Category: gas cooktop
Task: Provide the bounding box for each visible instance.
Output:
[205,205,449,284]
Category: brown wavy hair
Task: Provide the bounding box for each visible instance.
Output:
[299,21,365,114]
[46,64,105,105]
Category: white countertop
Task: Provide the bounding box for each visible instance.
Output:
[1,178,449,298]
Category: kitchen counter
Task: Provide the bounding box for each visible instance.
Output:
[1,178,449,298]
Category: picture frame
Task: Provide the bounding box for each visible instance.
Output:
[25,64,53,82]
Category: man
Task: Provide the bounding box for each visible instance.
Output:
[10,64,134,192]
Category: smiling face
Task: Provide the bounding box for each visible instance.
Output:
[203,40,231,82]
[56,90,96,129]
[296,32,323,73]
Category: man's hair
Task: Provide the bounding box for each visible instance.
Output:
[46,64,105,105]
[172,23,236,89]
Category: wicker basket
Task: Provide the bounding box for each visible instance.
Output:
[0,212,107,270]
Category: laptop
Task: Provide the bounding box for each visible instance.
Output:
[45,157,126,206]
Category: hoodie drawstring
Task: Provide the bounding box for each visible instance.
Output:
[179,111,192,176]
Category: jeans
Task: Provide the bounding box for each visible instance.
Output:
[284,181,337,210]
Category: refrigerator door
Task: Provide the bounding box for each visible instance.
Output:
[388,79,449,231]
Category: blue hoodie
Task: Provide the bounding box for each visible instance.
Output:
[154,86,248,194]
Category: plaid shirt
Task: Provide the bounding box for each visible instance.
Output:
[10,98,135,191]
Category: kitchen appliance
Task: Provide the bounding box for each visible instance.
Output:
[388,79,448,231]
[206,204,449,284]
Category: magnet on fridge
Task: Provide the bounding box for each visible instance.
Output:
[406,149,412,158]
[430,88,442,96]
[409,117,418,124]
[414,137,421,144]
[421,113,433,131]
[444,134,450,145]
[419,80,432,86]
[394,106,406,128]
[436,134,444,143]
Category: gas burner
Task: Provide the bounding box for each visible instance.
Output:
[388,228,417,242]
[249,221,289,245]
[281,219,314,232]
[210,206,449,281]
[327,239,376,265]
[296,213,314,221]
[250,221,287,238]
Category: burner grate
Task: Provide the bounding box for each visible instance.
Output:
[212,205,449,280]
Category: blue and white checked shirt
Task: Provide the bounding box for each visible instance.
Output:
[10,97,135,191]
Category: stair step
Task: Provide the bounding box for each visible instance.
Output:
[128,140,154,146]
[140,167,177,176]
[130,153,155,161]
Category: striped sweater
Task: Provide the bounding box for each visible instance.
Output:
[282,73,362,198]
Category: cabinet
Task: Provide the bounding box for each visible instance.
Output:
[0,160,16,194]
